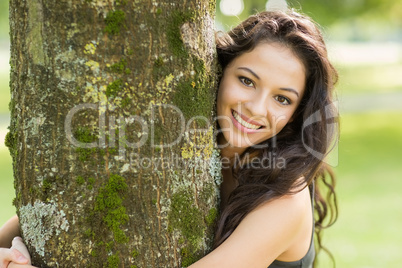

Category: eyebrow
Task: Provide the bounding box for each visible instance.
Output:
[238,67,260,80]
[279,87,300,98]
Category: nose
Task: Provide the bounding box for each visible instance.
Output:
[243,91,270,118]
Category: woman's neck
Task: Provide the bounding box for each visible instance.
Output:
[217,133,246,164]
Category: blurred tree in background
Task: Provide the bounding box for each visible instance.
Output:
[1,0,401,41]
[289,0,402,26]
[214,0,401,41]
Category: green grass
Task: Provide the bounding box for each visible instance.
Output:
[318,111,402,268]
[0,146,16,226]
[0,72,10,114]
[336,62,402,94]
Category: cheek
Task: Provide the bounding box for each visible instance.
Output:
[270,110,295,133]
[216,86,225,116]
[218,80,248,110]
[216,79,233,111]
[218,77,230,96]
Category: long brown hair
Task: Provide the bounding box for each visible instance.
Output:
[214,10,338,265]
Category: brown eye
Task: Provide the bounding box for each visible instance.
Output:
[275,95,291,105]
[239,77,254,87]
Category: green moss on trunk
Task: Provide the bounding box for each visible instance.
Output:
[168,189,206,266]
[167,11,196,58]
[85,174,130,266]
[104,10,126,35]
[172,57,214,126]
[94,174,129,243]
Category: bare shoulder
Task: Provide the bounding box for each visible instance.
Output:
[253,185,311,217]
[244,186,313,262]
[190,187,312,268]
[243,186,311,240]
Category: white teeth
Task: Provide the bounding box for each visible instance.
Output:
[232,110,261,130]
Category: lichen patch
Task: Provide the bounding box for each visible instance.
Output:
[19,200,70,257]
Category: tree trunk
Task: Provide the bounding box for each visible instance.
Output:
[8,0,219,267]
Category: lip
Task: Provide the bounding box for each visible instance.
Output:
[231,109,264,134]
[235,110,264,127]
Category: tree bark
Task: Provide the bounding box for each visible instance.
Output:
[8,0,219,267]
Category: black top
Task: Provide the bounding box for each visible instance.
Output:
[268,239,315,268]
[268,184,315,268]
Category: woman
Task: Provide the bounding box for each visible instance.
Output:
[0,9,337,268]
[189,10,338,267]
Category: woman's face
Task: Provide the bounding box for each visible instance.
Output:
[217,42,306,151]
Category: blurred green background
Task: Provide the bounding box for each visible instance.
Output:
[0,0,401,267]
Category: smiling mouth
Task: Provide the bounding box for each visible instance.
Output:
[232,110,264,130]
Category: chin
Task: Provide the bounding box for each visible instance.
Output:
[222,132,269,151]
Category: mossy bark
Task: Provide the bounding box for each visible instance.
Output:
[8,0,219,267]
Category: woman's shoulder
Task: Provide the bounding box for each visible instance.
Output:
[236,186,313,265]
[228,187,312,267]
[244,186,312,240]
[253,186,313,262]
[190,187,312,268]
[254,185,311,215]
